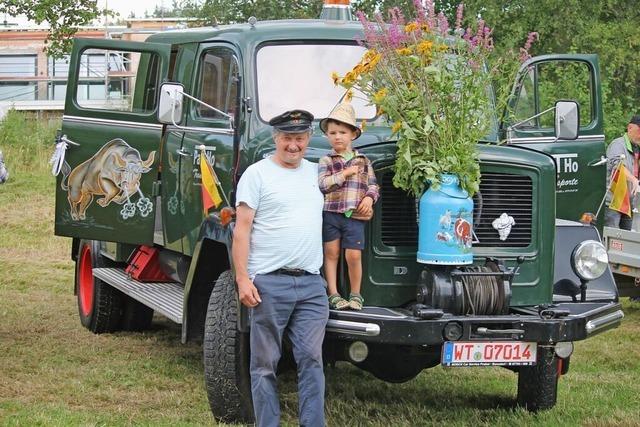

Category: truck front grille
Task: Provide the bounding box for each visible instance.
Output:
[378,172,533,248]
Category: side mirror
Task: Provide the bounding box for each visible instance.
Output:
[158,83,185,125]
[555,100,579,140]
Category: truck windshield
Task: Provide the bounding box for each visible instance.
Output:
[256,43,377,122]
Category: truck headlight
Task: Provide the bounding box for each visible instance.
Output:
[571,240,608,281]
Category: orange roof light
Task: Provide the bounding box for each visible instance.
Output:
[324,0,351,4]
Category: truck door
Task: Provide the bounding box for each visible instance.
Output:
[54,39,171,244]
[170,43,241,255]
[502,54,606,221]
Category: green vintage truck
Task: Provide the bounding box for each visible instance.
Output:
[53,5,623,423]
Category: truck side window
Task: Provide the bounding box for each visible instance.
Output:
[75,48,160,113]
[196,49,238,121]
[537,61,593,128]
[512,60,593,130]
[513,67,537,128]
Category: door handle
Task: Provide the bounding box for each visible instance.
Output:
[176,148,191,157]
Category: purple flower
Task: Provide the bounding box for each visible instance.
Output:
[455,3,464,31]
[426,0,436,28]
[437,12,449,36]
[413,0,427,24]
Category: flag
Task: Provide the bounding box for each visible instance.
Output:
[609,163,631,216]
[200,151,223,214]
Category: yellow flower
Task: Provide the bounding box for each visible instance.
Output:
[376,106,385,116]
[363,49,378,61]
[437,43,448,52]
[331,71,340,85]
[391,121,402,133]
[345,89,354,101]
[373,87,387,103]
[421,24,430,32]
[360,120,367,132]
[404,22,419,33]
[395,47,413,56]
[342,71,356,86]
[416,40,434,56]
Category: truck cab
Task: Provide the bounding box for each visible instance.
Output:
[53,15,622,423]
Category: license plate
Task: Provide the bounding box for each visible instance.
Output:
[442,341,537,367]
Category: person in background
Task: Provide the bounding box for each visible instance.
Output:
[605,115,640,230]
[233,110,328,427]
[0,150,8,184]
[318,102,379,311]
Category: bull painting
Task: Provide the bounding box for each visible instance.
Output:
[61,138,156,220]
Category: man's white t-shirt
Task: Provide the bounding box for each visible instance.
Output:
[235,157,324,278]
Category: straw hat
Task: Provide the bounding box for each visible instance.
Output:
[319,102,362,140]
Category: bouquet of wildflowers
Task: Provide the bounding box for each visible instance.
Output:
[334,1,535,197]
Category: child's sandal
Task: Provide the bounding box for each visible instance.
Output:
[328,294,349,310]
[348,293,364,311]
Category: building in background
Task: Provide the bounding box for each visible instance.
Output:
[0,18,196,117]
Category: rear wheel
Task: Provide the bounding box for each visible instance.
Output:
[203,270,253,423]
[76,240,122,333]
[517,346,559,411]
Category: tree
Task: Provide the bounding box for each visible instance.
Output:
[0,0,107,58]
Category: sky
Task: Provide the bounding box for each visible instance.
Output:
[4,0,180,26]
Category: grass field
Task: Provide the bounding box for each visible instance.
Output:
[1,111,639,426]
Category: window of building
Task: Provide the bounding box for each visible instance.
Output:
[0,54,38,101]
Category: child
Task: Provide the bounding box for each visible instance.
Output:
[318,103,379,310]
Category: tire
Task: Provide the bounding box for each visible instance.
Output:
[517,346,559,411]
[121,297,154,331]
[76,240,122,333]
[203,270,253,423]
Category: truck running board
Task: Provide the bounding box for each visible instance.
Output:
[93,267,184,324]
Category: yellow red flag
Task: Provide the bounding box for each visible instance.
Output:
[609,163,632,216]
[200,151,223,214]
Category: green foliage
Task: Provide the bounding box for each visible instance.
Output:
[0,1,108,58]
[0,110,59,177]
[192,0,323,24]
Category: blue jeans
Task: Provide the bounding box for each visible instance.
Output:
[250,273,329,427]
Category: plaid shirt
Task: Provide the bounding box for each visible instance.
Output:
[318,150,379,213]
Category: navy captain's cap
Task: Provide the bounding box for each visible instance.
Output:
[268,110,314,133]
[629,115,640,126]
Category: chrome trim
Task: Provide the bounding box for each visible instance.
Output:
[166,125,234,136]
[63,115,163,131]
[585,310,624,335]
[509,134,604,144]
[326,319,380,336]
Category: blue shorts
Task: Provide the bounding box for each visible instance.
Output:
[322,211,365,250]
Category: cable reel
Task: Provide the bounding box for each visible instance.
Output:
[416,259,519,316]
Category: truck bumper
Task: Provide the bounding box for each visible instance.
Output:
[326,301,623,345]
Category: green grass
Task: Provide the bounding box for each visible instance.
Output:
[1,111,639,426]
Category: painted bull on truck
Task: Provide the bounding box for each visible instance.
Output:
[61,138,155,220]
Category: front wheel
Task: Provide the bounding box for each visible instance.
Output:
[517,346,559,411]
[76,240,122,333]
[203,270,254,423]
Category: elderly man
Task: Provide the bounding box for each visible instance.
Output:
[232,110,328,427]
[605,115,640,230]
